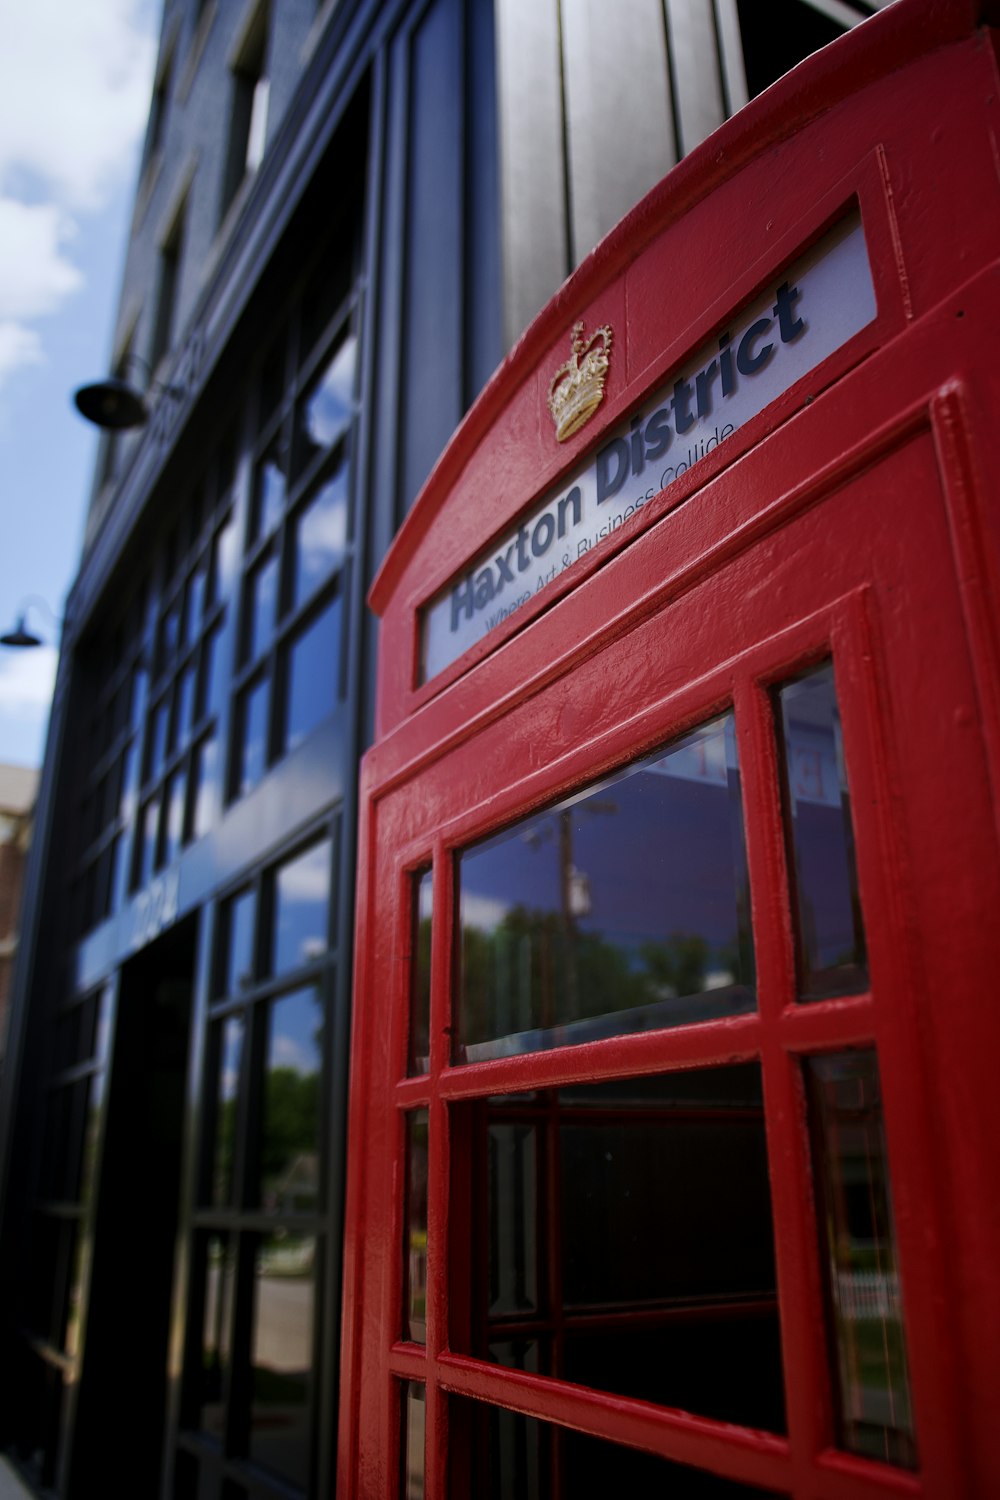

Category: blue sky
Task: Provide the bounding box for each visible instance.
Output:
[0,0,158,768]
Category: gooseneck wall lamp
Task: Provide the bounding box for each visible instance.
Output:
[72,354,181,431]
[0,597,62,649]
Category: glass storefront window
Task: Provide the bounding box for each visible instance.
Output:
[259,986,323,1214]
[292,332,356,480]
[235,675,270,796]
[271,839,332,976]
[776,663,867,999]
[281,593,341,754]
[290,464,348,610]
[249,1233,315,1488]
[457,713,754,1061]
[252,448,287,543]
[199,1234,236,1441]
[211,1014,245,1207]
[244,550,279,665]
[807,1050,916,1467]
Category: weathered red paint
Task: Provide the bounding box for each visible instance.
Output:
[341,3,1000,1495]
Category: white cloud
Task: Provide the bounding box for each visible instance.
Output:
[272,1034,317,1075]
[0,323,44,384]
[0,1,156,212]
[460,891,510,933]
[0,0,156,391]
[0,201,82,321]
[0,646,58,715]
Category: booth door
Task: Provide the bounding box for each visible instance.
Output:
[346,408,1000,1499]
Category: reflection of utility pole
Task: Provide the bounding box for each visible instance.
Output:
[557,802,616,1020]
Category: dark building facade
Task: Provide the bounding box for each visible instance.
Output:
[0,2,909,1497]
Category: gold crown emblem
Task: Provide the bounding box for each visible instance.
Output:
[547,321,613,442]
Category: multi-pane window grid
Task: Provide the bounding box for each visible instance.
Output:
[72,450,237,936]
[392,656,915,1497]
[25,987,110,1486]
[132,465,237,895]
[176,827,337,1496]
[228,244,361,805]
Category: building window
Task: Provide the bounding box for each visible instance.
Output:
[151,196,187,372]
[178,830,335,1492]
[70,436,239,937]
[221,1,270,219]
[226,223,362,806]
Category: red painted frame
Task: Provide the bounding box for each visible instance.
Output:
[342,5,1000,1496]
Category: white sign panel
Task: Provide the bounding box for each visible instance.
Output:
[421,213,876,681]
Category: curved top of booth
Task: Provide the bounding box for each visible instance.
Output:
[369,0,1000,738]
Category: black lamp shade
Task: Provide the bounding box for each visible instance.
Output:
[0,615,43,648]
[73,378,149,430]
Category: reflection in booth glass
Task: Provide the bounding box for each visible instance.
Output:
[776,662,867,999]
[462,1065,785,1435]
[457,713,754,1060]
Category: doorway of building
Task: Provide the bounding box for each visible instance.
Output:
[68,915,197,1496]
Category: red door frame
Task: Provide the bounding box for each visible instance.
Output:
[340,5,1000,1496]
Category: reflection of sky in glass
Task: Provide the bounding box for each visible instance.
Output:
[138,797,159,887]
[246,552,278,664]
[224,886,256,994]
[119,739,139,822]
[162,769,185,864]
[261,987,323,1210]
[272,840,331,976]
[254,451,286,540]
[198,626,223,721]
[458,716,753,1056]
[296,334,356,473]
[186,562,207,637]
[292,465,348,610]
[778,663,867,998]
[211,512,239,607]
[175,664,196,748]
[148,698,169,778]
[238,677,269,795]
[283,596,340,754]
[191,734,218,841]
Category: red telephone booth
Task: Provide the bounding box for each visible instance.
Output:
[339,4,1000,1495]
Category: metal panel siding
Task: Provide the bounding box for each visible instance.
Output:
[494,0,570,345]
[665,0,728,154]
[561,0,678,264]
[400,0,467,513]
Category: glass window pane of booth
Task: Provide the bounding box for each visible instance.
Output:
[807,1050,916,1467]
[450,1397,787,1499]
[776,663,867,999]
[463,1065,784,1432]
[457,714,754,1060]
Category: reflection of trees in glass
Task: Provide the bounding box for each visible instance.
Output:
[261,1067,320,1212]
[461,904,746,1048]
